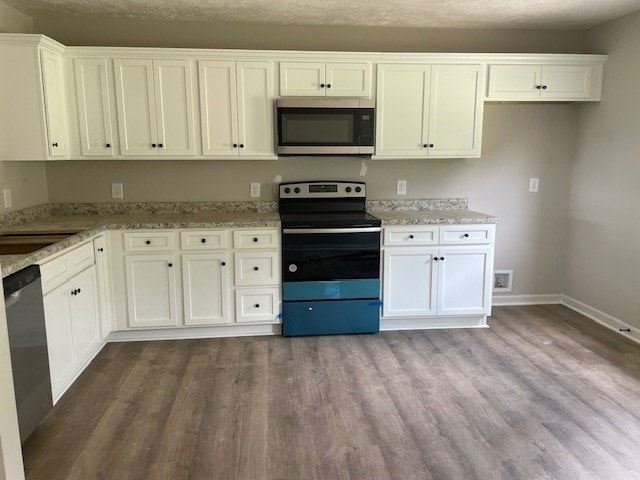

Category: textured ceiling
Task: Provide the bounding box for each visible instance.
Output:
[5,0,640,30]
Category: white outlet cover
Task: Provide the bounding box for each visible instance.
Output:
[529,177,540,193]
[111,182,124,199]
[3,189,12,208]
[397,180,407,195]
[250,182,261,198]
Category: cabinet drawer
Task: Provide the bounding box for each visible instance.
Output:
[123,231,175,252]
[234,251,279,286]
[235,287,280,323]
[384,227,439,246]
[180,230,228,250]
[439,225,494,245]
[40,242,95,293]
[233,229,278,249]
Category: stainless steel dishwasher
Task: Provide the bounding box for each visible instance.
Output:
[4,265,52,443]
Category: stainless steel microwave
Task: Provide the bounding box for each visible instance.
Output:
[276,98,375,156]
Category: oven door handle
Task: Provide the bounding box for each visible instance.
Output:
[283,227,381,234]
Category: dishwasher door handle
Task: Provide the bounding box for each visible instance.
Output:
[4,291,22,308]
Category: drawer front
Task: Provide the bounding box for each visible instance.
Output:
[235,287,280,323]
[40,241,95,293]
[233,229,278,249]
[383,227,439,246]
[234,251,279,286]
[180,230,228,250]
[123,231,175,252]
[439,225,494,245]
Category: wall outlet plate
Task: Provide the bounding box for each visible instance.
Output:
[397,180,407,195]
[111,183,124,199]
[3,189,12,208]
[529,177,540,193]
[250,182,261,198]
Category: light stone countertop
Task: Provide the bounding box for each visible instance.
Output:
[1,207,498,278]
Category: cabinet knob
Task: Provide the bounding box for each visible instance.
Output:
[98,247,104,252]
[440,257,445,261]
[326,84,331,88]
[433,257,439,262]
[77,288,81,294]
[71,289,77,295]
[409,235,414,239]
[320,83,325,88]
[542,85,548,90]
[253,266,259,271]
[423,144,428,148]
[429,144,434,148]
[253,237,258,242]
[254,304,260,308]
[233,143,238,148]
[106,143,111,148]
[239,144,244,148]
[168,263,173,267]
[158,143,163,148]
[463,233,469,238]
[221,262,226,266]
[146,240,151,245]
[201,238,207,243]
[52,142,58,147]
[151,143,157,148]
[536,85,542,89]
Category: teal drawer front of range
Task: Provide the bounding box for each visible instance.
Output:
[283,279,380,301]
[282,299,381,336]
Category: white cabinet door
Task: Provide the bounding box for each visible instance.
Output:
[382,247,438,317]
[114,59,158,156]
[235,287,280,323]
[437,246,493,316]
[486,65,541,100]
[427,65,483,157]
[69,267,100,362]
[279,62,325,96]
[125,254,178,327]
[236,61,275,156]
[94,236,114,338]
[43,283,76,393]
[40,50,69,157]
[375,64,430,157]
[74,58,115,157]
[198,61,238,156]
[540,65,593,100]
[154,60,196,156]
[325,63,371,97]
[182,253,230,326]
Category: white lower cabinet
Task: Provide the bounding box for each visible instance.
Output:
[182,253,230,326]
[125,254,178,327]
[382,224,495,326]
[43,264,101,402]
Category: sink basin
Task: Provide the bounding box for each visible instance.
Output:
[0,231,83,255]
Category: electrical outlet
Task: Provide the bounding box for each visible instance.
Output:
[3,189,12,208]
[250,182,261,198]
[529,178,540,193]
[396,180,407,195]
[111,183,124,199]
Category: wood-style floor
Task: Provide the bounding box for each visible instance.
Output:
[22,305,640,480]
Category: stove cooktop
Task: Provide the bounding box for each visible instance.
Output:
[279,211,381,229]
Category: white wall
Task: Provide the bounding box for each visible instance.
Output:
[564,10,640,327]
[0,0,49,215]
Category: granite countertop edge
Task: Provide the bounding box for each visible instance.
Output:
[1,209,498,278]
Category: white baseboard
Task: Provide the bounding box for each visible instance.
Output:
[492,294,563,306]
[561,295,640,346]
[107,323,281,342]
[380,315,487,331]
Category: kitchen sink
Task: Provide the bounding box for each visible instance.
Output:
[0,231,83,255]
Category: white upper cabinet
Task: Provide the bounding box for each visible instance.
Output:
[74,58,115,157]
[40,50,69,158]
[199,60,275,158]
[375,64,484,158]
[487,64,599,101]
[280,61,371,97]
[114,58,196,156]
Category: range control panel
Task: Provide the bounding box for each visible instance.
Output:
[279,181,366,199]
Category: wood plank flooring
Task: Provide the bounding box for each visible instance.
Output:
[22,305,640,480]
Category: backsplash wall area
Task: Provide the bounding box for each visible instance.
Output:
[46,104,578,297]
